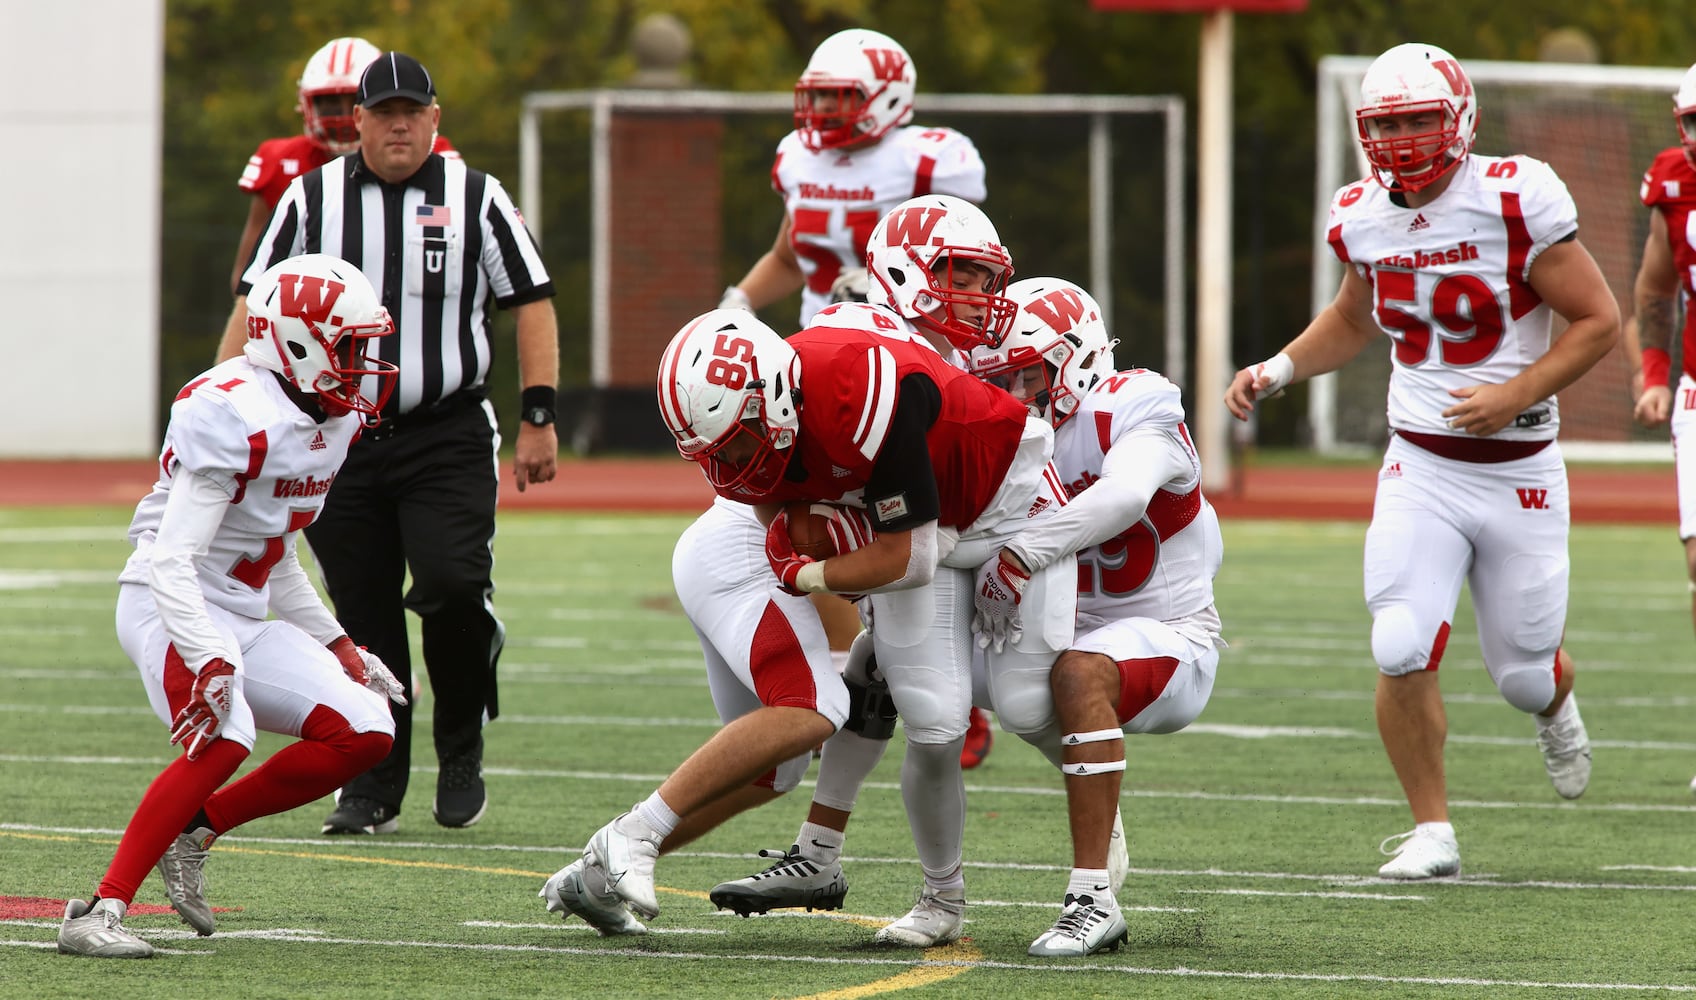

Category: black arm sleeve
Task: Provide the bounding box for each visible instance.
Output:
[863,372,942,532]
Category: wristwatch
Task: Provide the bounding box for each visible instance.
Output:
[522,406,556,427]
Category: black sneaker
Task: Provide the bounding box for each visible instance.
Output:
[321,795,399,836]
[434,752,487,828]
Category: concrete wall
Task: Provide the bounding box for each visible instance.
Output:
[0,2,164,457]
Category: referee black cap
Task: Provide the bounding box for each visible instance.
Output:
[358,52,436,107]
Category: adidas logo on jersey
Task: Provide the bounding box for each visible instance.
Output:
[1027,496,1051,518]
[309,431,327,451]
[1407,213,1431,232]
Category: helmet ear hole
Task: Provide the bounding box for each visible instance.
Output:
[288,341,311,360]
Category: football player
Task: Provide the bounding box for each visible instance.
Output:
[719,28,998,772]
[1226,43,1618,879]
[545,196,1078,949]
[1627,64,1696,679]
[229,37,458,294]
[58,255,408,958]
[969,278,1224,955]
[720,28,988,329]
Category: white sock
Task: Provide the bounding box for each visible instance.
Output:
[632,791,679,840]
[923,862,965,895]
[1067,867,1117,908]
[796,822,844,864]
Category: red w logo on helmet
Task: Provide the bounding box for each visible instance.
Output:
[1432,58,1471,98]
[864,48,909,83]
[1024,288,1090,334]
[883,207,946,247]
[277,274,347,324]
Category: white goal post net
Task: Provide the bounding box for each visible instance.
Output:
[517,88,1187,399]
[1311,57,1688,461]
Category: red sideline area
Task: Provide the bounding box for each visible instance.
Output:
[0,457,1675,523]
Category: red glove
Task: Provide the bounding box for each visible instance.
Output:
[329,636,409,705]
[765,512,819,596]
[170,658,237,760]
[822,505,877,555]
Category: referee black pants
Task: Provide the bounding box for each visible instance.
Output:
[305,395,504,812]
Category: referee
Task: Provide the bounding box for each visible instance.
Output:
[216,52,558,836]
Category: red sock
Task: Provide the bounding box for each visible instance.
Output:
[96,739,248,904]
[204,706,391,832]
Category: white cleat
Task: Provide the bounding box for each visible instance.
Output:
[539,857,648,936]
[1027,892,1129,957]
[1535,695,1592,799]
[155,827,216,936]
[709,845,848,916]
[583,808,663,920]
[1377,828,1461,880]
[57,898,155,959]
[1107,806,1129,895]
[874,886,965,947]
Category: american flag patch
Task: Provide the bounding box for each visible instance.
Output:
[415,204,452,226]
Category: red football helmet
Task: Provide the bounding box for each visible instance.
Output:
[244,253,396,418]
[793,29,916,152]
[656,309,801,496]
[1355,42,1477,193]
[299,37,381,155]
[1675,62,1696,169]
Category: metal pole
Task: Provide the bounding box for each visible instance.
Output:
[1195,10,1233,489]
[590,93,612,388]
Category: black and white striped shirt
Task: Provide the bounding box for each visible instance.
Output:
[240,152,554,418]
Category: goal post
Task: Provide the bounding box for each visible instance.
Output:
[517,88,1187,423]
[1311,56,1688,462]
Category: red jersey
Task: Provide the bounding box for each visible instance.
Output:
[238,134,460,210]
[1641,147,1696,375]
[714,326,1026,529]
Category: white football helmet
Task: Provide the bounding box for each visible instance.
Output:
[244,253,396,418]
[969,278,1118,428]
[1355,42,1477,193]
[793,28,916,152]
[299,37,382,154]
[829,267,871,304]
[1675,62,1696,169]
[866,194,1016,352]
[656,309,801,495]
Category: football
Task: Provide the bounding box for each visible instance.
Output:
[783,501,838,560]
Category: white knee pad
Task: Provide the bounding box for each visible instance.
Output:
[1494,662,1556,714]
[1371,605,1429,676]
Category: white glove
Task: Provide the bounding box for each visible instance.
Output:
[329,636,410,705]
[719,286,752,312]
[1249,352,1295,400]
[971,550,1031,653]
[169,658,237,760]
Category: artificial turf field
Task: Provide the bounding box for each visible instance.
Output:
[4,506,1695,998]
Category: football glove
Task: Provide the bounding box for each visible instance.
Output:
[821,504,876,556]
[329,636,409,705]
[971,550,1031,653]
[765,512,821,596]
[170,658,237,761]
[718,286,752,312]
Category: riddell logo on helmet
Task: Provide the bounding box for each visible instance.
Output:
[1374,241,1479,269]
[864,49,909,83]
[278,274,347,325]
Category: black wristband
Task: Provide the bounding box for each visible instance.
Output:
[521,385,557,411]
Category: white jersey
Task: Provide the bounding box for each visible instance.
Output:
[774,125,987,326]
[119,358,361,622]
[1011,369,1222,641]
[1326,154,1579,440]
